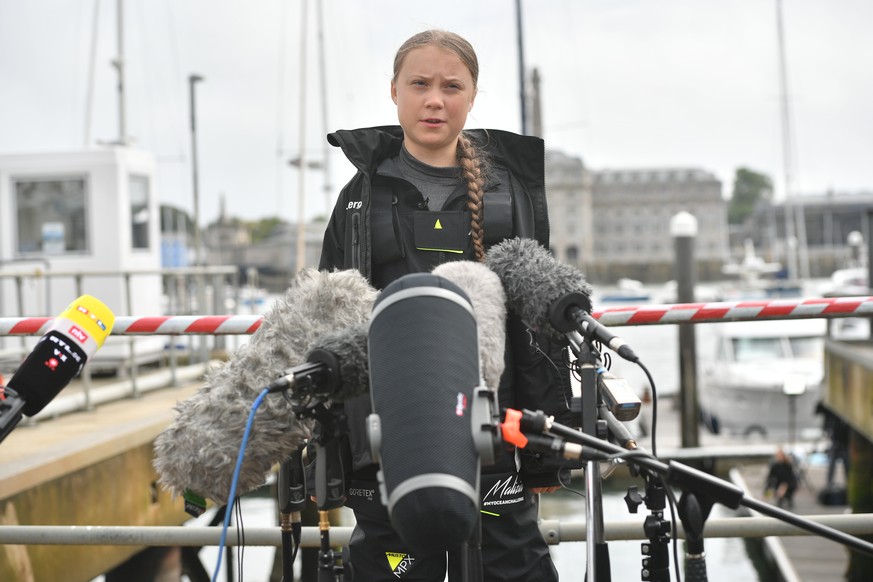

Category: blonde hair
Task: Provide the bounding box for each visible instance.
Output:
[393,30,488,261]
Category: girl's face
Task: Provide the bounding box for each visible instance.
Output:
[391,45,477,167]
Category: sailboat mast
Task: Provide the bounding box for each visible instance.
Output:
[316,0,332,216]
[112,0,128,145]
[295,0,309,272]
[515,0,528,135]
[775,0,810,279]
[84,0,101,147]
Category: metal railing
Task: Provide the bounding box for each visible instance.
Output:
[0,514,871,547]
[0,265,251,417]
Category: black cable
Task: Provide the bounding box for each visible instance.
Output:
[235,497,245,581]
[557,461,586,499]
[637,361,659,458]
[660,474,683,582]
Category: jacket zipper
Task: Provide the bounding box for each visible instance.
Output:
[351,211,361,270]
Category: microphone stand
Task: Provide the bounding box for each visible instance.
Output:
[624,471,671,581]
[311,403,348,582]
[289,395,349,582]
[277,445,306,582]
[677,491,711,582]
[565,337,611,582]
[511,409,873,560]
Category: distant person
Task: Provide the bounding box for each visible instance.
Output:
[816,401,850,490]
[318,29,569,581]
[764,447,798,509]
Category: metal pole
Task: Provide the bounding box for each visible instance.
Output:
[316,0,332,216]
[295,0,309,272]
[84,0,101,147]
[775,0,809,280]
[124,273,139,398]
[188,74,204,267]
[672,212,700,448]
[112,0,127,145]
[515,0,528,135]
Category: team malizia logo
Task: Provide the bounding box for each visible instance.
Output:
[481,474,525,508]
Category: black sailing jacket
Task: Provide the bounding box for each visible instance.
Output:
[319,125,576,486]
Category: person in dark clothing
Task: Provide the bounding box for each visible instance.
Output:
[815,401,850,489]
[318,30,571,581]
[765,447,799,509]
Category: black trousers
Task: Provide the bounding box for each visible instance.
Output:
[343,478,558,582]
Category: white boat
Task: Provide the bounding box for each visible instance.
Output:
[699,318,826,439]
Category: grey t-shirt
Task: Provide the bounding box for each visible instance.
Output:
[396,145,464,210]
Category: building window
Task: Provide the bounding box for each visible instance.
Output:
[130,174,150,250]
[566,246,579,263]
[15,176,89,255]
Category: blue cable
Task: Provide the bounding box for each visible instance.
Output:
[211,387,270,582]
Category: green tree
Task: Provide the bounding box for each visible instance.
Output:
[729,168,772,224]
[247,217,284,243]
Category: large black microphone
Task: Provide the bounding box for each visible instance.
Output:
[1,295,115,444]
[153,269,378,503]
[486,237,640,362]
[366,272,485,555]
[432,260,506,392]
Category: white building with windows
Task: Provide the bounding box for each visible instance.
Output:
[0,147,164,365]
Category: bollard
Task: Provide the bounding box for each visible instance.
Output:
[671,212,700,449]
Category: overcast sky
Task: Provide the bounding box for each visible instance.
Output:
[1,0,871,227]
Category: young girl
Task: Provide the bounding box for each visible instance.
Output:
[319,29,571,581]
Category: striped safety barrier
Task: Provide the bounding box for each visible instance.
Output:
[0,296,871,336]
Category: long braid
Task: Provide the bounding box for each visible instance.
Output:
[457,132,487,261]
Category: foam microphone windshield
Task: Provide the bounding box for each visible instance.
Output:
[368,272,482,555]
[153,269,378,503]
[301,322,370,402]
[485,237,593,340]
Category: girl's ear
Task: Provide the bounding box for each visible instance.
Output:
[391,82,398,104]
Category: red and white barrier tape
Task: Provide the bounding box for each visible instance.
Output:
[1,296,871,336]
[0,315,263,337]
[592,295,873,327]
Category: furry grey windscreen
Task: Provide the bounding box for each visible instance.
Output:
[306,322,370,401]
[368,273,480,554]
[485,237,593,339]
[431,260,506,392]
[153,269,378,503]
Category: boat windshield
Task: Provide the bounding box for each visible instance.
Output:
[731,335,824,362]
[732,337,785,362]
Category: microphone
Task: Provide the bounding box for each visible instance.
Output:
[485,237,639,362]
[366,272,485,555]
[267,322,370,401]
[431,260,506,391]
[270,260,505,399]
[1,295,114,444]
[152,268,378,503]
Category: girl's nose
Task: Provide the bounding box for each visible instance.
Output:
[424,89,443,108]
